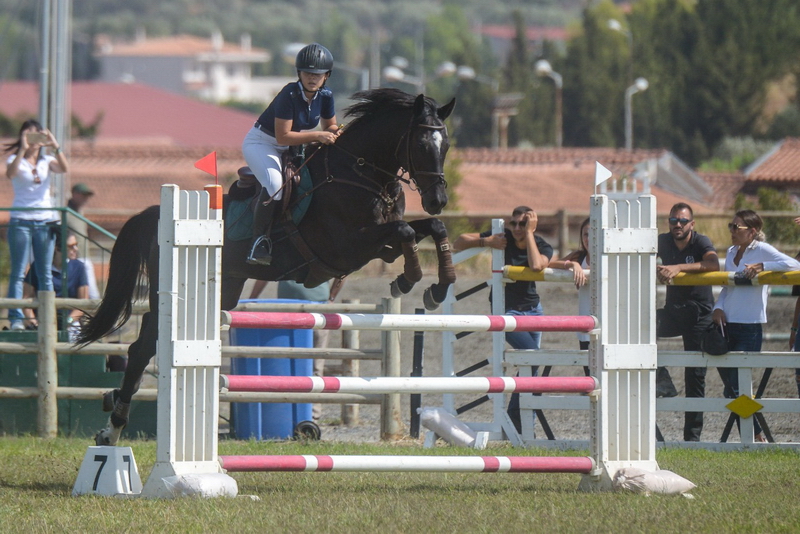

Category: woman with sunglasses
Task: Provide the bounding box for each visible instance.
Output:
[3,119,69,331]
[713,209,800,441]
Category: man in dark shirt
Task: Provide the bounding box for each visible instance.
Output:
[453,206,554,434]
[656,202,719,441]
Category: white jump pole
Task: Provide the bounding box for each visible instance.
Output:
[219,454,596,473]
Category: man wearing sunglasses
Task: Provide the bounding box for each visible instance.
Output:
[656,202,719,441]
[453,206,553,435]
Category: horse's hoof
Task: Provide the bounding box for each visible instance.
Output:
[95,429,113,446]
[390,279,403,298]
[423,287,440,311]
[102,389,120,412]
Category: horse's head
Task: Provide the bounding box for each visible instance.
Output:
[404,94,456,216]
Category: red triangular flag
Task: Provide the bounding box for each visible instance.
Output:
[194,151,217,179]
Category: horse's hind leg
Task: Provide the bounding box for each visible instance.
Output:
[95,310,158,446]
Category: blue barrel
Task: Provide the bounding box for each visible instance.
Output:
[229,299,313,440]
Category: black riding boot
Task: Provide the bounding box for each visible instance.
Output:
[247,194,277,266]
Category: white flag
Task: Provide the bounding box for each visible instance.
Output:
[595,162,612,187]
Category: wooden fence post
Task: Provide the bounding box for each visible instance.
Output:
[37,291,58,438]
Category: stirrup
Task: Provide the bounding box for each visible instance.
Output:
[247,235,273,266]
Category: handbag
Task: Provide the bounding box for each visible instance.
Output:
[700,323,729,355]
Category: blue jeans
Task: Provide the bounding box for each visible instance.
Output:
[717,322,762,435]
[6,218,55,323]
[505,303,543,434]
[792,318,800,398]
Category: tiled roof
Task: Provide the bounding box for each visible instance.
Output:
[697,172,746,210]
[0,81,255,148]
[430,159,706,216]
[457,147,666,166]
[745,138,800,182]
[97,34,268,58]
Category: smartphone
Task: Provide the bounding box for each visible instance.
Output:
[26,132,49,145]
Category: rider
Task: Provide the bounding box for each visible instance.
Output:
[242,42,341,265]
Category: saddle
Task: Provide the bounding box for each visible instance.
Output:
[225,148,316,241]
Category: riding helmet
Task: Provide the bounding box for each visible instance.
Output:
[295,43,334,74]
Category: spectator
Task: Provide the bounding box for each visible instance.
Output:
[453,206,553,434]
[789,242,800,398]
[4,119,69,330]
[66,182,100,298]
[790,281,800,398]
[548,217,591,375]
[23,232,88,339]
[655,203,720,442]
[712,209,800,442]
[67,182,94,215]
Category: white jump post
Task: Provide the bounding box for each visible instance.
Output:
[141,185,228,498]
[579,188,659,490]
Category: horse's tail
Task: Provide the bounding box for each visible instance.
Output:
[75,205,160,346]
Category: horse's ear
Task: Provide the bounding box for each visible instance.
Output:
[437,98,456,121]
[413,94,426,117]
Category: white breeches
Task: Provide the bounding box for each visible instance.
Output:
[242,126,287,200]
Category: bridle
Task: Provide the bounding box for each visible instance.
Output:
[395,119,448,197]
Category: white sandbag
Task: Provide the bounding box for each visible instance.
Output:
[161,473,239,498]
[612,467,696,495]
[419,407,477,447]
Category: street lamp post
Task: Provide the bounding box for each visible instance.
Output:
[608,18,633,83]
[535,59,563,148]
[382,65,425,93]
[624,77,649,151]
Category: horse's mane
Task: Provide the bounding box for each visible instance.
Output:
[343,88,434,129]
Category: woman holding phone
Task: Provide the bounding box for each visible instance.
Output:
[3,119,69,330]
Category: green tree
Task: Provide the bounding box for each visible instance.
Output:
[561,3,626,147]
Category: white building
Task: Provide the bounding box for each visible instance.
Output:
[96,29,292,105]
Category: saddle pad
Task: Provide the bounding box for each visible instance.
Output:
[291,166,313,225]
[225,197,255,242]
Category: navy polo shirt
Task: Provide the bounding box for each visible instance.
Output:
[658,231,716,313]
[481,229,554,310]
[256,82,335,136]
[26,259,89,298]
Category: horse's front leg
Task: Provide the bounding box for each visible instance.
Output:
[406,218,456,310]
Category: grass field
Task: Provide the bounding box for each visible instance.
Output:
[1,437,799,534]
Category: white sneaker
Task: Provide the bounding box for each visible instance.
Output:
[10,322,25,331]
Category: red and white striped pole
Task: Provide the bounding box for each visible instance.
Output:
[219,454,595,474]
[220,375,598,395]
[222,311,597,333]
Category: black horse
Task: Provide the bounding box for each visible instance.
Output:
[77,88,457,445]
